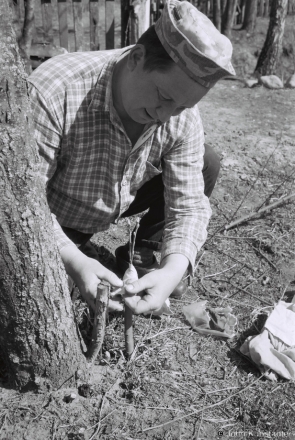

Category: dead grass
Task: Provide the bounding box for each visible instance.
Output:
[1,24,295,440]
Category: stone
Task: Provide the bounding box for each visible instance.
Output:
[260,75,284,89]
[285,73,295,88]
[244,78,259,88]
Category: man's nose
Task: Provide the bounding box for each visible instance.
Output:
[156,102,178,123]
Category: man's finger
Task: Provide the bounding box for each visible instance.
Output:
[108,299,124,312]
[99,268,123,288]
[125,296,157,315]
[124,275,154,295]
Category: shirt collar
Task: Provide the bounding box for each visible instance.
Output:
[88,47,133,113]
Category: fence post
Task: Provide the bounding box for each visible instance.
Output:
[89,0,100,50]
[106,0,115,49]
[129,0,150,44]
[73,0,84,51]
[57,0,68,50]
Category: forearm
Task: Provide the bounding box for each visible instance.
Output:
[160,253,189,287]
[60,245,87,281]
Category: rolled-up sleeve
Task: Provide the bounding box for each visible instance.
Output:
[161,107,212,274]
[28,84,76,250]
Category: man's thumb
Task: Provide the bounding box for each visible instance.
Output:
[125,278,147,295]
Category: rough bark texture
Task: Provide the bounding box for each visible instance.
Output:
[255,0,288,75]
[222,0,237,38]
[242,0,257,32]
[0,0,86,391]
[86,284,109,363]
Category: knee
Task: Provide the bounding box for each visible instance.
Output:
[203,143,221,179]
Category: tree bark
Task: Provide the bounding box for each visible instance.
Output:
[0,0,86,391]
[222,0,237,37]
[255,0,288,76]
[242,0,258,32]
[213,0,222,31]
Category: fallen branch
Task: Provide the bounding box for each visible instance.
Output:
[86,283,110,363]
[224,192,295,231]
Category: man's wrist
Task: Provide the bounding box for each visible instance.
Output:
[160,253,189,280]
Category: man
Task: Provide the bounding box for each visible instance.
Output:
[28,0,235,315]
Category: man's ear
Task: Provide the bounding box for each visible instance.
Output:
[127,44,146,71]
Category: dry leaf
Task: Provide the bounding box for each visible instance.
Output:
[183,301,237,338]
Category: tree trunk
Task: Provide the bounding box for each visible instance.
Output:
[0,0,87,391]
[222,0,237,37]
[213,0,222,30]
[258,0,265,16]
[255,0,288,76]
[242,0,257,32]
[17,0,35,74]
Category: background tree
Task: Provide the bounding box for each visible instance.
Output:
[0,0,87,391]
[213,0,222,31]
[242,0,258,32]
[255,0,288,75]
[10,0,35,74]
[222,0,237,38]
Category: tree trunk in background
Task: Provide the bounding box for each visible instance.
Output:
[213,0,222,30]
[255,0,288,75]
[242,0,258,32]
[265,0,270,15]
[221,0,227,13]
[0,0,86,391]
[17,0,35,74]
[259,0,265,16]
[222,0,237,37]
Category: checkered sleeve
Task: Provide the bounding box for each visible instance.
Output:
[28,84,76,250]
[161,108,212,275]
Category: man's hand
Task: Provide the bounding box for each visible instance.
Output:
[124,254,189,314]
[61,245,123,312]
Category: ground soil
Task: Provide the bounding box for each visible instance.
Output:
[1,16,295,440]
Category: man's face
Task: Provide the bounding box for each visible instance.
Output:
[120,46,210,125]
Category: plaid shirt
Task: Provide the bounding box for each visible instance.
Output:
[28,48,211,272]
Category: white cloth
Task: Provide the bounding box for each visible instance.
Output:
[240,301,295,381]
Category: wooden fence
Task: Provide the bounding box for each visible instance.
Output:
[13,0,162,58]
[12,0,295,66]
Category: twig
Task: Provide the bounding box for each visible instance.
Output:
[224,192,295,231]
[87,283,110,362]
[248,242,277,270]
[216,278,273,306]
[203,264,237,279]
[196,393,207,440]
[208,145,279,241]
[144,326,190,341]
[140,372,268,433]
[89,395,105,440]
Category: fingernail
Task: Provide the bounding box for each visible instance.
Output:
[125,284,134,291]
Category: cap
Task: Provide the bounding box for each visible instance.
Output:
[155,0,236,88]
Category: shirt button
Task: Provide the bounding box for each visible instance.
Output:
[122,178,128,186]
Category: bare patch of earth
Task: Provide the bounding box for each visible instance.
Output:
[1,82,295,440]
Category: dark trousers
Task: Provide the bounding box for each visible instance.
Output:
[62,144,220,249]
